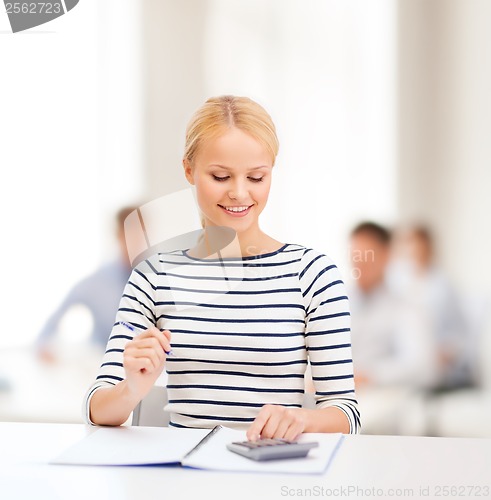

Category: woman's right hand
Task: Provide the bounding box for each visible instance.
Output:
[123,327,172,400]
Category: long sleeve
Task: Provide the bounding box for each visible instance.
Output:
[82,259,157,424]
[299,249,361,433]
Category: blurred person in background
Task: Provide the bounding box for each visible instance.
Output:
[388,225,475,391]
[349,222,436,389]
[35,206,137,363]
[348,221,436,434]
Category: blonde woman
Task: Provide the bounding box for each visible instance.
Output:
[85,96,360,439]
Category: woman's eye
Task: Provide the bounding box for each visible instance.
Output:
[212,175,263,182]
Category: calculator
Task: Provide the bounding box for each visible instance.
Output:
[226,438,319,461]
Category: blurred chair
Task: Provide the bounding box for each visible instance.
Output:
[132,385,170,427]
[423,294,491,437]
[459,294,489,388]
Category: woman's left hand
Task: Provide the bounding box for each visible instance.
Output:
[246,404,308,442]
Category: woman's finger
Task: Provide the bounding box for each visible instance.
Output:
[270,415,291,440]
[131,338,166,363]
[259,406,285,439]
[124,347,161,371]
[134,328,172,354]
[124,356,154,374]
[283,410,306,441]
[246,404,273,441]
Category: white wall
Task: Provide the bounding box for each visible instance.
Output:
[97,0,145,255]
[397,0,491,295]
[0,1,144,347]
[140,0,210,199]
[0,2,99,347]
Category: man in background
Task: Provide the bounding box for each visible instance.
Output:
[36,206,136,362]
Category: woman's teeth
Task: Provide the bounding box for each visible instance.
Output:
[222,206,250,212]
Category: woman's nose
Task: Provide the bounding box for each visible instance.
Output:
[228,180,247,201]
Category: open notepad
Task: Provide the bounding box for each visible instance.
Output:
[51,425,343,475]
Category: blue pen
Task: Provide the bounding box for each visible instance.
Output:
[118,321,175,357]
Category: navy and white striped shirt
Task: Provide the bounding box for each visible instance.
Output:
[84,243,360,433]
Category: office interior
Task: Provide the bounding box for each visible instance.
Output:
[0,0,490,438]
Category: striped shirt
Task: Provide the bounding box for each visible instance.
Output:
[84,243,360,433]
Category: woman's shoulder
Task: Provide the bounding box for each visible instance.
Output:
[287,244,347,305]
[129,249,187,278]
[276,244,342,292]
[284,243,339,269]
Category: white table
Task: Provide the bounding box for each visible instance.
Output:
[1,423,490,500]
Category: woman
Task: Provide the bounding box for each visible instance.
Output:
[85,95,360,439]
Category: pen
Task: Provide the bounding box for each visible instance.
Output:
[118,321,175,357]
[182,425,223,460]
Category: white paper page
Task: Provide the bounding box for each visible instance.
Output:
[182,427,344,475]
[50,426,210,466]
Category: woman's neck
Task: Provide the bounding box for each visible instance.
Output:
[237,232,283,257]
[189,225,283,259]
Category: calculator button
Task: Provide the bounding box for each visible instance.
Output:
[231,441,254,448]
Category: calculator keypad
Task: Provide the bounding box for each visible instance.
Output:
[227,437,319,461]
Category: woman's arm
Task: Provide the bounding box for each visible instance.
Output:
[89,380,142,426]
[299,406,350,433]
[89,328,171,426]
[300,252,360,433]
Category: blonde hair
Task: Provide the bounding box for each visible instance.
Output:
[183,95,279,166]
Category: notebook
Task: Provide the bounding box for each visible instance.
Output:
[50,425,343,475]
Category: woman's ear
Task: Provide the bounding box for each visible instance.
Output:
[183,159,195,185]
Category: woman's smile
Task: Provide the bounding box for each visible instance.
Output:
[218,204,254,217]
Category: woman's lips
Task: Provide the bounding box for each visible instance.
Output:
[218,204,253,217]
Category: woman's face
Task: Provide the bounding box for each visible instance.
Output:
[184,127,274,234]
